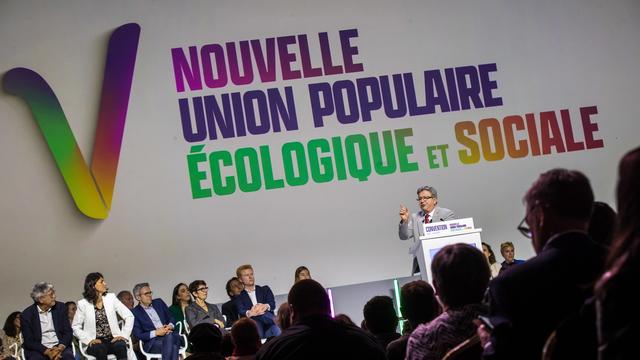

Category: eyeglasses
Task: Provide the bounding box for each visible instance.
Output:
[416,196,434,201]
[196,287,209,292]
[141,291,153,296]
[517,217,531,238]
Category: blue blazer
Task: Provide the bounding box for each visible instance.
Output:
[234,285,276,316]
[132,298,176,343]
[21,301,73,354]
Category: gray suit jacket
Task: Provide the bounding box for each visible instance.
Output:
[398,206,454,257]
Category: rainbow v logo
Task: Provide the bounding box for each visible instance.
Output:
[2,23,141,219]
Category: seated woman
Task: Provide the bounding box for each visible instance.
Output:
[168,282,192,332]
[482,242,501,278]
[72,272,135,360]
[221,278,244,328]
[0,312,23,360]
[185,280,225,330]
[294,266,311,283]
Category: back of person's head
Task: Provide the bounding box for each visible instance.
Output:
[589,201,617,249]
[276,302,292,330]
[431,244,491,309]
[288,279,330,321]
[525,168,594,221]
[400,280,440,328]
[363,296,398,335]
[333,313,356,327]
[230,318,261,356]
[188,322,222,353]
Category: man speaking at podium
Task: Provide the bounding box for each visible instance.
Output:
[399,185,455,274]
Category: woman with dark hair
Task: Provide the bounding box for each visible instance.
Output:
[221,278,244,328]
[72,272,135,360]
[0,311,22,359]
[294,266,311,283]
[168,283,192,332]
[185,280,225,329]
[596,146,640,359]
[482,242,501,278]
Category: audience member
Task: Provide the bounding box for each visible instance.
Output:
[185,323,224,360]
[116,291,134,311]
[234,265,280,338]
[63,302,82,360]
[363,296,400,349]
[482,242,501,278]
[256,279,385,360]
[64,302,76,325]
[72,272,134,360]
[221,277,244,328]
[168,283,192,333]
[293,266,311,283]
[185,280,225,329]
[386,281,440,360]
[589,201,617,250]
[480,169,604,360]
[228,318,261,360]
[497,241,525,274]
[131,283,181,360]
[275,303,291,331]
[399,186,455,273]
[21,282,74,360]
[406,244,490,360]
[595,146,640,359]
[1,312,23,360]
[333,314,356,327]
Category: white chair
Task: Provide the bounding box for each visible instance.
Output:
[138,322,188,360]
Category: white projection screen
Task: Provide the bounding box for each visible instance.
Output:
[1,0,639,316]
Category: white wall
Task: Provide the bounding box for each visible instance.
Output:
[1,0,639,318]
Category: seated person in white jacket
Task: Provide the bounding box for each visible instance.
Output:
[72,272,134,360]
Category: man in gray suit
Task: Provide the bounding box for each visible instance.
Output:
[399,185,455,274]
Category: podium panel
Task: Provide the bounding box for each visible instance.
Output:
[417,218,482,283]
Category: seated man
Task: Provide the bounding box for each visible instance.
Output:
[131,283,181,360]
[234,265,280,338]
[256,279,385,359]
[21,282,74,360]
[221,277,244,328]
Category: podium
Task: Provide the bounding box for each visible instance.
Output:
[416,217,483,283]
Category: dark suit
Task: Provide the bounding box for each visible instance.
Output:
[221,300,239,328]
[234,285,280,338]
[485,231,604,360]
[21,301,74,360]
[132,298,181,360]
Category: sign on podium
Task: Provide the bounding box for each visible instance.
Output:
[417,217,483,283]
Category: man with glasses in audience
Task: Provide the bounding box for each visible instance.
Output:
[479,169,604,360]
[21,282,74,360]
[131,283,181,360]
[399,185,455,274]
